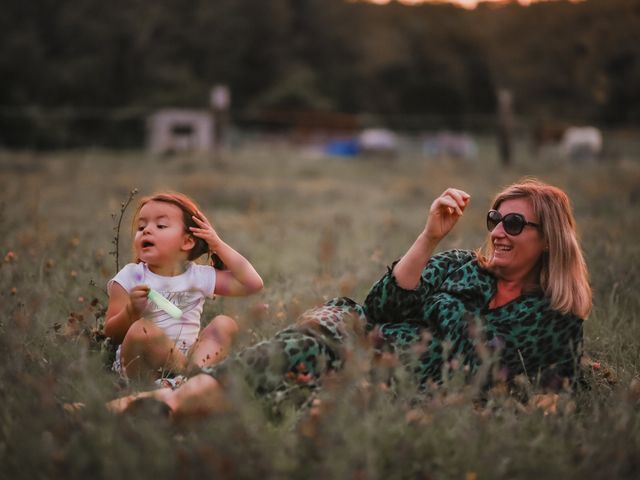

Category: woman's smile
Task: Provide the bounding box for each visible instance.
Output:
[490,197,545,281]
[493,243,512,253]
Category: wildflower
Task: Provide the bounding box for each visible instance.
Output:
[297,372,313,383]
[309,398,323,418]
[532,393,559,415]
[405,408,431,426]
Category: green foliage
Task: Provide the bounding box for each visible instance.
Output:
[2,0,640,147]
[0,144,639,478]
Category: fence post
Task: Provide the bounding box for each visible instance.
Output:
[210,85,231,165]
[497,88,514,166]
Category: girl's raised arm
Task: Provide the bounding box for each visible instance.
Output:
[189,211,263,297]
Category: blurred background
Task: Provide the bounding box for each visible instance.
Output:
[1,0,638,161]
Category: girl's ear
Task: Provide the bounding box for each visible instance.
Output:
[181,233,196,252]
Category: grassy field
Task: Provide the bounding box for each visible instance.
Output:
[1,141,639,479]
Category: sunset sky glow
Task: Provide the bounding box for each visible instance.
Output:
[367,0,583,9]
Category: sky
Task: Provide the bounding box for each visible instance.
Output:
[367,0,582,9]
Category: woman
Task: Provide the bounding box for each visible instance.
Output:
[109,179,591,417]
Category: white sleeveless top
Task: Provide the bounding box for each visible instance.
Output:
[108,262,216,351]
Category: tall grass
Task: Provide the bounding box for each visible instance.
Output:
[1,144,639,479]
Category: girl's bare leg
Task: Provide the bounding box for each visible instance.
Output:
[106,387,174,413]
[188,315,238,371]
[169,374,230,419]
[121,319,187,381]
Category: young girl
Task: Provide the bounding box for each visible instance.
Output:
[104,192,263,383]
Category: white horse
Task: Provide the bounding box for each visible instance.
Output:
[561,126,603,161]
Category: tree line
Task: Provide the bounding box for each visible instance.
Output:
[1,0,638,147]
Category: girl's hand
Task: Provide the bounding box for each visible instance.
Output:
[424,188,470,242]
[129,285,150,317]
[190,210,222,251]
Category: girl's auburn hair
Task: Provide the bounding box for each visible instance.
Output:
[131,192,224,267]
[477,178,592,319]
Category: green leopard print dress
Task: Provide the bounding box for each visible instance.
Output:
[202,250,583,394]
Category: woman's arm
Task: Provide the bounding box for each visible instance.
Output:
[104,283,149,344]
[363,188,470,327]
[393,188,470,289]
[364,250,476,327]
[190,211,263,297]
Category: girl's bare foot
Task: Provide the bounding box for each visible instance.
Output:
[106,388,174,414]
[63,402,86,413]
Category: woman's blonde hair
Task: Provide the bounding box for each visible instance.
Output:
[477,178,592,318]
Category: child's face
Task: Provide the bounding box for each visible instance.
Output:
[134,201,194,266]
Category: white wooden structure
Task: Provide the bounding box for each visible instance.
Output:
[147,109,214,154]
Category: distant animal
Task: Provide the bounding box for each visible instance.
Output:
[531,122,567,154]
[423,131,477,161]
[358,128,398,157]
[561,126,603,162]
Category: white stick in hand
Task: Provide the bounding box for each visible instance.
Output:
[147,289,182,319]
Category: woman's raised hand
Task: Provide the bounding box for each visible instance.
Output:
[424,188,470,242]
[392,188,470,289]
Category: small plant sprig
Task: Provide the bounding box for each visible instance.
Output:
[109,188,138,272]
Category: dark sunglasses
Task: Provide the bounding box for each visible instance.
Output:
[486,209,540,236]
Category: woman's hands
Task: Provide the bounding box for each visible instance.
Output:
[424,188,470,242]
[392,188,470,290]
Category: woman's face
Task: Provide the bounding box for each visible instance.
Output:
[490,197,546,282]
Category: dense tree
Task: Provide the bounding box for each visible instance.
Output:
[1,0,638,146]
